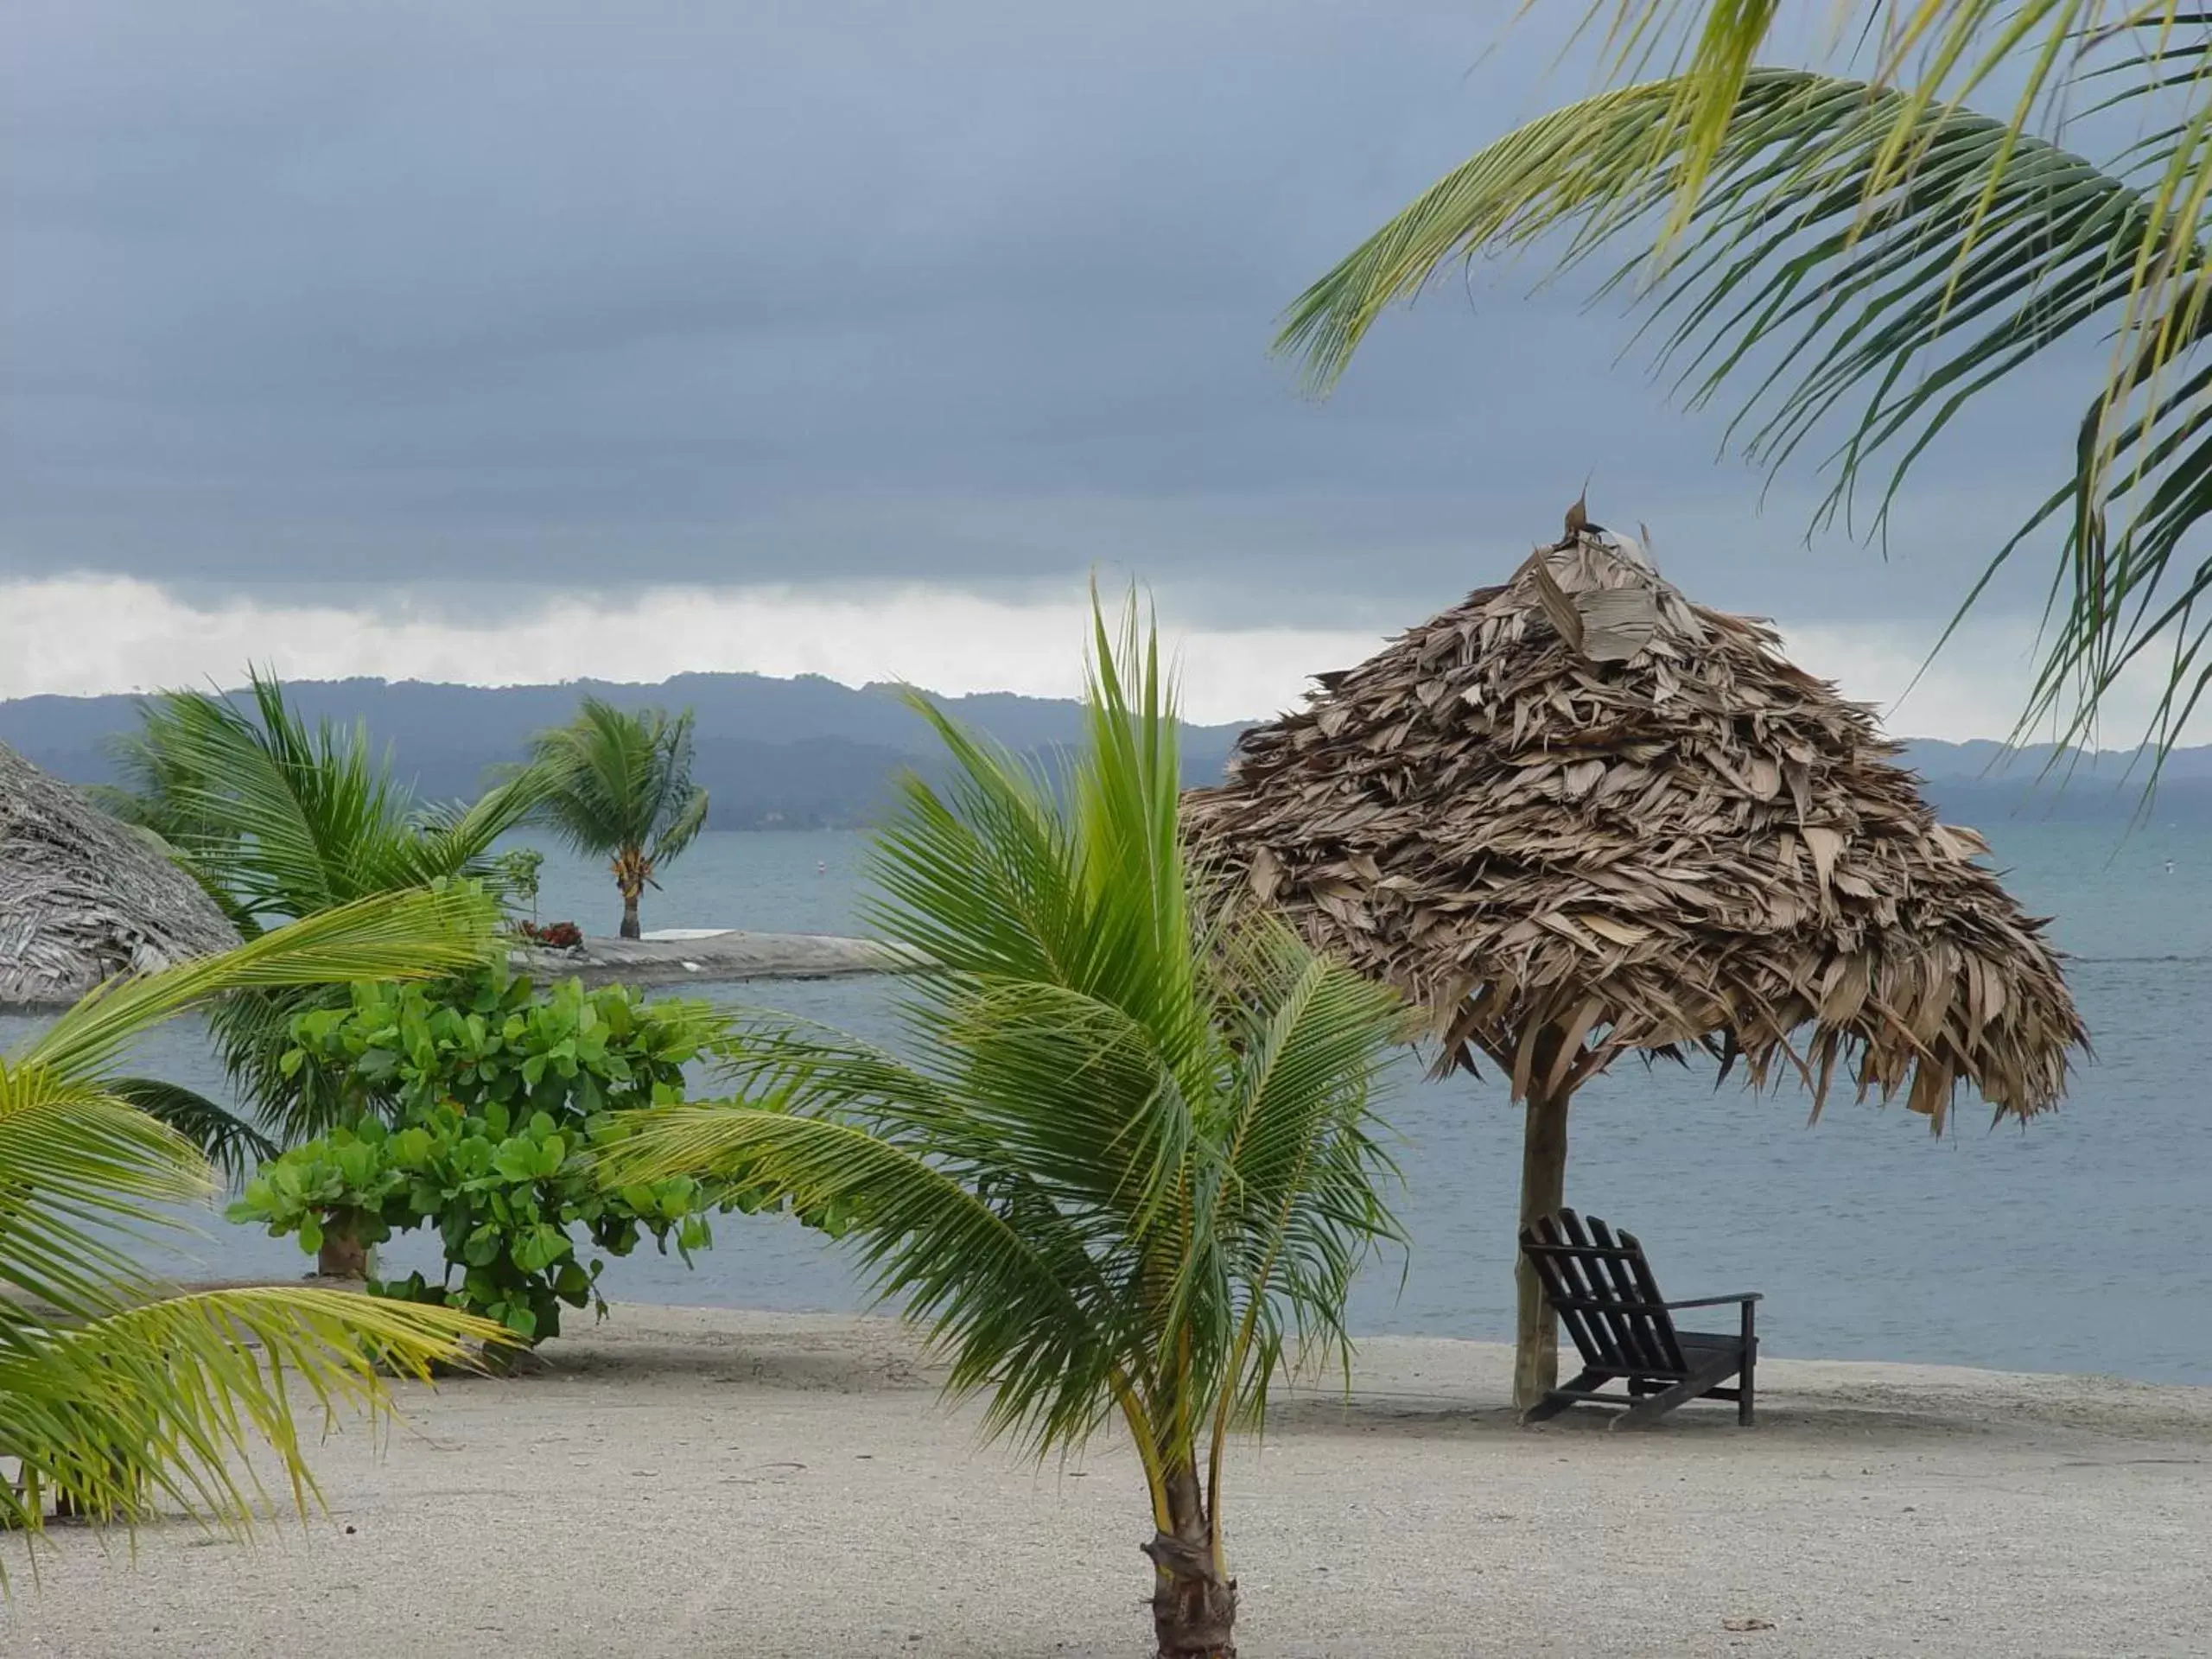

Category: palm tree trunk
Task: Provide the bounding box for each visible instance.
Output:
[1143,1464,1236,1658]
[317,1210,370,1279]
[1514,1038,1573,1414]
[620,892,641,940]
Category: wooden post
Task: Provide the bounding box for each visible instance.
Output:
[1513,1034,1572,1414]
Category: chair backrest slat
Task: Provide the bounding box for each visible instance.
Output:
[1523,1211,1604,1364]
[1518,1207,1688,1376]
[1555,1209,1632,1367]
[1592,1216,1687,1373]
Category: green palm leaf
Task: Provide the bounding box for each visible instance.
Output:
[0,1288,496,1535]
[104,1079,283,1185]
[0,894,511,1546]
[18,885,498,1081]
[1293,8,2212,751]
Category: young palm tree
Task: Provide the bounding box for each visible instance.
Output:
[0,887,507,1537]
[519,699,709,939]
[601,604,1410,1659]
[98,671,544,1150]
[1285,3,2212,755]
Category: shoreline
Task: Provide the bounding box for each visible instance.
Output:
[140,1281,2212,1397]
[7,1303,2209,1657]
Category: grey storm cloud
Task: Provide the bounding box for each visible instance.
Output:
[2,0,2082,631]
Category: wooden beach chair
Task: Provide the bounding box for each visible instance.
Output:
[1518,1209,1760,1429]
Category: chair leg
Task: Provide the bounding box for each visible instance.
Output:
[1738,1303,1758,1427]
[1520,1370,1601,1424]
[1611,1359,1738,1431]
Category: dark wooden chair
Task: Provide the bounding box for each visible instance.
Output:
[1518,1208,1760,1429]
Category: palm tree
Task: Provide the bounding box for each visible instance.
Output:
[98,671,544,1150]
[601,603,1410,1659]
[1283,3,2212,755]
[0,887,508,1536]
[519,699,709,939]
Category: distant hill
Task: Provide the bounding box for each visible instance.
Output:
[0,673,1252,831]
[1892,740,2212,826]
[2,672,2204,828]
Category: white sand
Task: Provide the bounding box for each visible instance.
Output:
[4,1306,2208,1658]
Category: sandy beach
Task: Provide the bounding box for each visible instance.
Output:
[3,1305,2207,1659]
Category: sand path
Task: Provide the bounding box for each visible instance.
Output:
[4,1306,2207,1658]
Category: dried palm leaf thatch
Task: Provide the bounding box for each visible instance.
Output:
[1,740,238,1007]
[1185,517,2084,1134]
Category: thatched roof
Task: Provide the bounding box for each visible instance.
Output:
[1185,519,2085,1129]
[1,741,238,1007]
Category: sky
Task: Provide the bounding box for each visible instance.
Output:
[0,1,2173,740]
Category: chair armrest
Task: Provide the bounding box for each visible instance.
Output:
[1664,1293,1763,1308]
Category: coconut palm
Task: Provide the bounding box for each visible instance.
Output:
[601,604,1410,1659]
[518,699,709,939]
[0,887,507,1537]
[97,671,544,1151]
[1285,3,2212,754]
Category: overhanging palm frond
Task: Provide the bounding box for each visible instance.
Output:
[16,885,499,1081]
[1284,40,2212,749]
[0,1078,209,1320]
[1,893,513,1547]
[0,1287,499,1536]
[1559,4,2172,266]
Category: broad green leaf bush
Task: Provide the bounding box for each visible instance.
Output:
[230,972,781,1342]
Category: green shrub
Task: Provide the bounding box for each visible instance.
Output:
[230,972,748,1342]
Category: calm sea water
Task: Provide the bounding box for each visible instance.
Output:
[7,823,2209,1384]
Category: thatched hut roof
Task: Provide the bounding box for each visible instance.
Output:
[1185,519,2084,1129]
[1,741,238,1007]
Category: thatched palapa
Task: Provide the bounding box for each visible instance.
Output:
[1,740,238,1007]
[1185,509,2085,1408]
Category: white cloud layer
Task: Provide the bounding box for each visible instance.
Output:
[0,575,2188,746]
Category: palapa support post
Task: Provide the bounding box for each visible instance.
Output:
[1513,1029,1572,1413]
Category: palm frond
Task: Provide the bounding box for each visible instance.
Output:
[0,1073,208,1320]
[104,1078,280,1185]
[647,784,711,871]
[0,1287,500,1536]
[14,886,498,1081]
[604,1103,1127,1453]
[1285,35,2212,748]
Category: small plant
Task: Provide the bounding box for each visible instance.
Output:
[493,847,546,924]
[229,972,801,1342]
[517,918,584,950]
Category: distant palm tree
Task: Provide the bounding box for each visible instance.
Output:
[1283,3,2212,756]
[519,699,709,939]
[0,887,507,1535]
[98,671,544,1154]
[603,605,1409,1659]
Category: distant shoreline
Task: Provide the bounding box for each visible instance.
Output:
[509,928,920,990]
